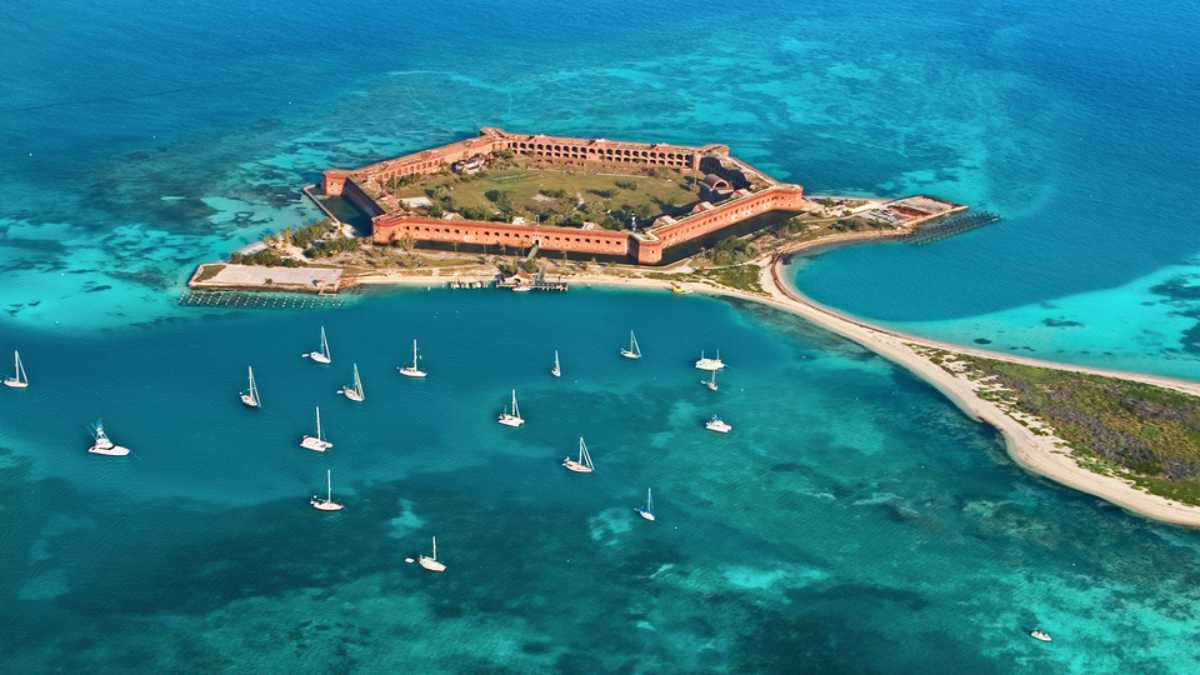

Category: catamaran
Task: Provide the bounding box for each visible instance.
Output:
[300,406,333,452]
[703,368,718,391]
[562,436,595,473]
[339,363,365,402]
[620,330,642,360]
[497,389,525,427]
[240,365,261,408]
[310,469,344,511]
[4,350,28,389]
[705,414,732,434]
[550,350,561,378]
[302,326,332,364]
[398,339,427,378]
[88,420,130,456]
[635,488,655,521]
[695,349,725,371]
[419,536,446,573]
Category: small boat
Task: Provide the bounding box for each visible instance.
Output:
[3,350,28,389]
[562,436,595,473]
[419,536,446,573]
[88,421,130,456]
[670,283,691,295]
[620,330,642,360]
[300,406,334,452]
[240,365,261,408]
[703,368,718,391]
[398,339,427,378]
[1029,629,1052,643]
[705,414,732,434]
[550,350,561,378]
[339,363,365,402]
[694,349,725,371]
[512,284,533,293]
[310,469,344,511]
[301,326,332,364]
[635,488,656,521]
[497,389,525,427]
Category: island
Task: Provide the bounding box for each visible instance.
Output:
[187,127,1200,528]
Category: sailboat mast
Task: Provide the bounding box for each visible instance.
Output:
[412,339,418,369]
[321,327,330,359]
[326,469,332,501]
[512,389,520,418]
[432,536,438,560]
[353,363,362,395]
[315,406,322,439]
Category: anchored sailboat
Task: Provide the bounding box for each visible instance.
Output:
[300,406,334,452]
[562,436,595,473]
[620,330,642,360]
[550,350,561,378]
[398,339,427,378]
[635,488,656,521]
[419,536,446,573]
[310,469,344,511]
[88,420,130,456]
[3,350,28,389]
[498,389,525,427]
[695,349,725,371]
[302,326,332,364]
[703,368,718,391]
[240,366,261,408]
[339,363,365,402]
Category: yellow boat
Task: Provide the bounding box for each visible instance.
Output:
[670,283,691,295]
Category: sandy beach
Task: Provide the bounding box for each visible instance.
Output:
[347,242,1200,528]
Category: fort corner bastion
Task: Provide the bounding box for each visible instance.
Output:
[321,127,805,265]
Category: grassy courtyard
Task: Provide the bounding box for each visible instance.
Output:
[384,159,702,229]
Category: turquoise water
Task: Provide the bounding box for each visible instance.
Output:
[4,0,1200,671]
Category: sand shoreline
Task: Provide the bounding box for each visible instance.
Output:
[343,240,1200,527]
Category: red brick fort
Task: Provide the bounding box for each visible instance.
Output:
[322,127,805,265]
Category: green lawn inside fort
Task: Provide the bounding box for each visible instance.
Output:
[380,158,703,229]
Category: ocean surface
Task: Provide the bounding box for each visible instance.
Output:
[2,0,1200,672]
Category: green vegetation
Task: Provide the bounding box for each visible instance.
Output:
[930,352,1200,505]
[385,159,697,228]
[709,235,755,265]
[697,264,764,294]
[229,249,300,267]
[195,264,225,282]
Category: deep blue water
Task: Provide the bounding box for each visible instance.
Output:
[3,1,1200,672]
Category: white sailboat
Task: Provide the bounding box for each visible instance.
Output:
[302,326,332,364]
[339,363,365,402]
[550,350,561,378]
[635,488,656,521]
[300,406,334,452]
[620,330,642,360]
[695,349,725,371]
[88,420,130,456]
[498,389,525,427]
[240,365,261,408]
[3,350,28,389]
[398,339,427,378]
[310,469,344,511]
[562,436,595,473]
[1029,629,1052,643]
[703,368,718,391]
[419,536,446,573]
[705,414,732,434]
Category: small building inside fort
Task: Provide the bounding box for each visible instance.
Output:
[322,127,806,265]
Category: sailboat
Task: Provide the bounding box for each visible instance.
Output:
[703,368,718,391]
[300,406,334,452]
[88,420,130,456]
[635,488,656,521]
[398,339,427,378]
[302,326,332,364]
[705,414,732,434]
[240,366,261,408]
[550,350,561,378]
[620,330,642,360]
[497,389,525,427]
[695,349,725,371]
[419,536,446,573]
[339,363,365,402]
[3,350,28,389]
[562,436,595,473]
[310,469,344,511]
